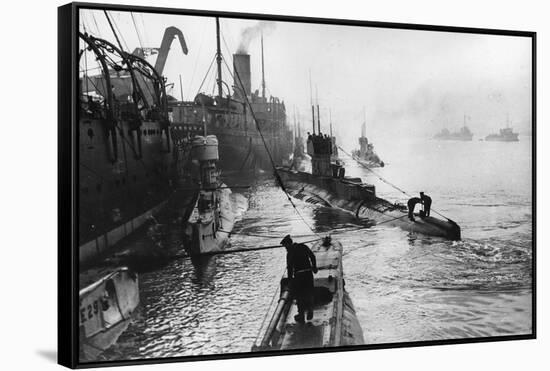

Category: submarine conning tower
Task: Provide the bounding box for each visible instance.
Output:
[307,134,345,178]
[191,135,219,190]
[359,136,369,157]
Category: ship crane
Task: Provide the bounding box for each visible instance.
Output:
[131,26,188,76]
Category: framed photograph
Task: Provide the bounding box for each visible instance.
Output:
[58,2,536,368]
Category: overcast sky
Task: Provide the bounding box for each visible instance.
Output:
[80,9,532,146]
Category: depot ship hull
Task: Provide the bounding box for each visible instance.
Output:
[79,117,202,264]
[78,32,204,264]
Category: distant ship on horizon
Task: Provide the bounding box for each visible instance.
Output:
[434,115,474,141]
[485,116,519,142]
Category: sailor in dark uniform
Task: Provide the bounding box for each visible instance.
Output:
[420,192,432,217]
[281,235,318,323]
[407,197,422,221]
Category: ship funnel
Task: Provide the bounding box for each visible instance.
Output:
[233,53,251,99]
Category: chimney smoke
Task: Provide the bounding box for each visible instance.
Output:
[236,21,276,54]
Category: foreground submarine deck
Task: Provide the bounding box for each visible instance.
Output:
[253,238,364,351]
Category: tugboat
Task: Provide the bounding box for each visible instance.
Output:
[252,236,364,351]
[79,267,139,361]
[277,128,461,240]
[183,135,237,255]
[485,116,519,142]
[434,115,474,141]
[351,116,384,167]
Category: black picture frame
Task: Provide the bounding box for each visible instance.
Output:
[58,2,536,368]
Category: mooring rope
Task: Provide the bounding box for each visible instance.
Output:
[196,237,323,257]
[338,145,453,221]
[218,229,320,240]
[221,56,320,237]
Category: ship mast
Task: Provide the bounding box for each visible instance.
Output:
[261,33,266,99]
[309,69,315,135]
[362,108,367,138]
[293,106,297,145]
[215,17,223,98]
[316,85,321,134]
[179,74,184,101]
[329,109,333,138]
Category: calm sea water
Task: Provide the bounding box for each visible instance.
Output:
[101,136,532,361]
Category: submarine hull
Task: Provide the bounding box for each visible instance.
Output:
[184,184,236,255]
[79,267,140,360]
[277,167,461,240]
[252,238,364,351]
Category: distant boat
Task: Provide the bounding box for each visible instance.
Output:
[351,112,384,167]
[434,126,473,141]
[485,127,519,142]
[434,115,474,141]
[485,116,519,142]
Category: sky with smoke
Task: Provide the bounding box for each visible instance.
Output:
[79,9,532,148]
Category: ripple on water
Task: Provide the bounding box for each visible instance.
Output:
[100,149,531,360]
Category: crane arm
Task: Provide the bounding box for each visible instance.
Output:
[154,26,188,76]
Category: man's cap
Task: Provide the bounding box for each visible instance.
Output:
[420,191,424,195]
[280,234,293,246]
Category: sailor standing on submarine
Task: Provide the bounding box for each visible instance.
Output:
[281,235,318,323]
[408,191,432,221]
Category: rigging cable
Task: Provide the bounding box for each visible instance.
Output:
[91,11,103,38]
[130,12,144,51]
[111,12,130,52]
[196,53,217,96]
[220,55,318,236]
[337,145,453,221]
[186,21,207,100]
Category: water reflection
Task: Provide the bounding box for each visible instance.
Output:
[189,255,218,286]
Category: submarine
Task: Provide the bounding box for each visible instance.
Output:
[277,131,461,240]
[79,267,140,360]
[252,236,364,351]
[183,135,238,255]
[351,116,385,168]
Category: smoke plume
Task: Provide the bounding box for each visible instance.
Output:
[236,21,276,53]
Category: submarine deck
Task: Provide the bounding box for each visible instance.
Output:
[253,239,364,351]
[281,245,343,349]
